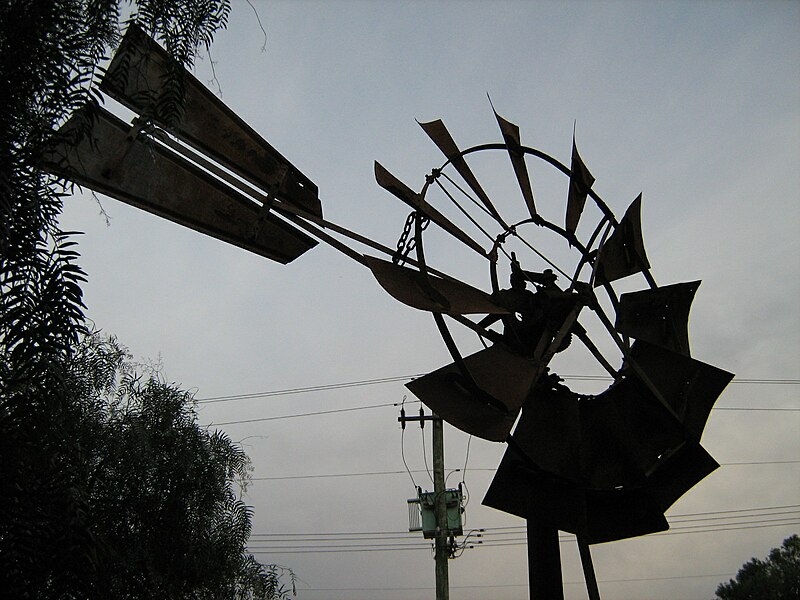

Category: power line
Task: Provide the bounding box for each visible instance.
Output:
[249,460,800,481]
[293,572,735,592]
[196,373,800,404]
[197,374,419,403]
[207,400,419,427]
[247,520,800,554]
[205,399,798,427]
[248,503,799,541]
[714,407,800,412]
[668,503,800,518]
[478,517,800,540]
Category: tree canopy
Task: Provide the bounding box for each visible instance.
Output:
[2,333,293,599]
[715,535,800,600]
[1,2,292,598]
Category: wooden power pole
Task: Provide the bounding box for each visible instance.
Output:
[432,414,449,600]
[399,409,450,600]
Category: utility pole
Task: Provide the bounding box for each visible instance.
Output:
[432,414,449,600]
[399,408,449,600]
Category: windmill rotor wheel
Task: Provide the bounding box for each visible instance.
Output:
[374,111,733,545]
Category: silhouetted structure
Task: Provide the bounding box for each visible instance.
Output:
[43,24,734,599]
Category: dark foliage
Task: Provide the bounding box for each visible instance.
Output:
[715,535,800,600]
[75,335,294,599]
[2,334,294,598]
[0,2,294,598]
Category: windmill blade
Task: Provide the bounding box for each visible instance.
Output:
[483,382,713,544]
[483,399,671,544]
[593,194,650,286]
[647,442,719,513]
[627,341,735,440]
[374,162,487,256]
[483,449,589,535]
[405,345,541,442]
[616,281,701,356]
[511,378,582,481]
[418,119,507,227]
[365,257,508,315]
[579,377,686,488]
[578,443,717,544]
[565,136,595,235]
[492,109,537,218]
[43,107,316,264]
[100,23,322,218]
[582,488,669,544]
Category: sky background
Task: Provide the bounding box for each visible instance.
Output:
[58,1,799,598]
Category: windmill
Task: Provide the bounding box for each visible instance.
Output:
[43,24,734,600]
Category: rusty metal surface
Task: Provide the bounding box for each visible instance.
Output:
[406,345,541,442]
[492,110,537,218]
[365,256,508,315]
[100,24,322,217]
[616,281,701,355]
[593,194,650,285]
[565,138,595,234]
[43,108,316,263]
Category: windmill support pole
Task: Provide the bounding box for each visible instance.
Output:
[526,521,564,600]
[433,414,449,600]
[578,537,602,600]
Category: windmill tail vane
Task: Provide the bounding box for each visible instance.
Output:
[41,22,734,557]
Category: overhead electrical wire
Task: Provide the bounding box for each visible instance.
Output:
[247,520,799,554]
[203,398,798,427]
[249,504,799,536]
[196,374,800,404]
[398,396,419,488]
[245,504,800,555]
[197,374,419,404]
[294,571,741,593]
[248,460,800,481]
[206,400,419,427]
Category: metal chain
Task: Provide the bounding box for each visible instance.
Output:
[393,211,430,265]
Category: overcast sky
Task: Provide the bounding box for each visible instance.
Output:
[58,1,799,598]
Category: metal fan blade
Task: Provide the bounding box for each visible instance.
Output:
[42,107,316,264]
[365,257,508,315]
[492,110,537,218]
[582,488,669,544]
[593,194,650,286]
[565,137,595,234]
[510,381,582,481]
[374,162,487,256]
[581,443,717,544]
[483,410,672,544]
[405,345,541,442]
[99,23,321,218]
[418,119,507,227]
[579,378,685,488]
[483,451,589,535]
[616,281,701,355]
[627,341,735,440]
[646,442,719,512]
